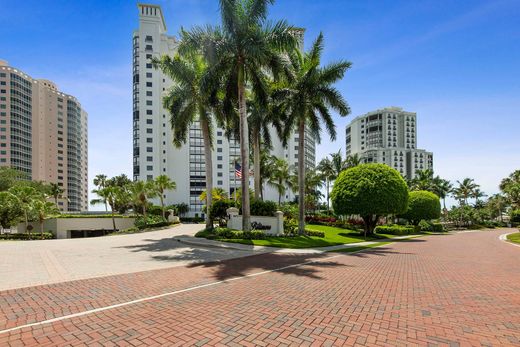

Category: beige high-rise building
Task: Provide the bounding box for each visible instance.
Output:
[0,60,88,211]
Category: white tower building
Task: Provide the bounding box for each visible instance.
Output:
[133,4,315,217]
[345,107,433,179]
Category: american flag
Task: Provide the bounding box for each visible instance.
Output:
[235,162,242,178]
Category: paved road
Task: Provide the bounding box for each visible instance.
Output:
[0,224,265,291]
[1,228,519,346]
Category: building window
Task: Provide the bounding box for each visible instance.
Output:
[146,100,152,105]
[146,82,152,87]
[146,110,153,115]
[147,147,153,152]
[147,129,153,134]
[147,138,153,143]
[147,166,153,171]
[146,72,152,78]
[217,156,223,161]
[147,156,153,162]
[146,91,152,96]
[146,119,153,124]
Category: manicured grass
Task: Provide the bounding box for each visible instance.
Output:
[506,232,520,244]
[213,224,396,249]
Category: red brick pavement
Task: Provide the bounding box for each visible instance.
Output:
[1,229,519,346]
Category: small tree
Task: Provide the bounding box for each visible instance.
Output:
[152,175,176,221]
[0,191,23,232]
[401,190,441,225]
[331,164,409,237]
[32,200,59,239]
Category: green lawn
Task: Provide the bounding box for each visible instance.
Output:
[214,224,396,249]
[506,232,520,244]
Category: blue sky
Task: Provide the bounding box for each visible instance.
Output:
[1,0,519,208]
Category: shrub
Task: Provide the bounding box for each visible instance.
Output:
[250,199,277,216]
[0,232,54,240]
[135,215,173,229]
[305,230,325,237]
[401,191,441,225]
[418,219,432,231]
[180,217,205,223]
[374,225,414,235]
[430,223,444,232]
[210,200,235,226]
[510,210,520,225]
[331,164,409,235]
[284,218,298,235]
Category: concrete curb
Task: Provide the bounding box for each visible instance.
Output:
[499,231,520,248]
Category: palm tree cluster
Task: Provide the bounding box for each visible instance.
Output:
[91,174,176,230]
[152,0,351,234]
[317,150,361,212]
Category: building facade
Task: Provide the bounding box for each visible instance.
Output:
[0,60,88,211]
[133,4,315,217]
[346,107,433,179]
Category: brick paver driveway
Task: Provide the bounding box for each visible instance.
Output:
[1,228,519,346]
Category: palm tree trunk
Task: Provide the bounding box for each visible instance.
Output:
[253,129,261,200]
[238,65,251,232]
[201,119,213,229]
[111,206,116,231]
[298,121,306,235]
[326,179,330,212]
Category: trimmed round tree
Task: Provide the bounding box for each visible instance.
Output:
[401,191,441,225]
[331,163,409,236]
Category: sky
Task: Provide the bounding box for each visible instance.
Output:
[1,0,519,208]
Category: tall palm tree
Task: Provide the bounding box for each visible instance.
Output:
[178,0,299,231]
[93,174,108,211]
[410,169,435,191]
[472,188,486,205]
[317,157,334,211]
[433,178,452,211]
[94,186,121,231]
[48,183,64,208]
[453,178,478,206]
[487,194,507,222]
[500,170,520,208]
[248,89,282,200]
[278,33,351,234]
[152,54,217,229]
[330,150,347,180]
[152,175,177,220]
[267,157,293,206]
[32,200,59,239]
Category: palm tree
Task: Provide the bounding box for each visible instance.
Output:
[32,200,59,239]
[345,153,361,168]
[199,187,228,203]
[152,175,177,220]
[278,33,351,234]
[500,170,520,208]
[330,150,347,180]
[94,186,121,231]
[248,89,282,200]
[472,188,486,205]
[48,183,64,208]
[317,157,334,211]
[178,0,299,231]
[152,54,217,229]
[410,169,435,191]
[433,178,452,211]
[8,186,41,238]
[304,169,324,213]
[93,174,108,211]
[453,178,478,206]
[487,194,507,222]
[130,181,155,220]
[267,157,293,206]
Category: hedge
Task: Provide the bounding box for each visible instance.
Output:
[0,232,54,240]
[374,225,414,235]
[401,191,441,225]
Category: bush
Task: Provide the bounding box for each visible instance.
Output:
[197,227,269,240]
[401,191,441,225]
[250,199,277,216]
[0,232,54,240]
[135,215,173,229]
[284,218,298,235]
[430,223,444,232]
[210,200,235,226]
[180,217,205,223]
[418,219,432,231]
[331,164,409,234]
[374,225,414,235]
[304,230,325,237]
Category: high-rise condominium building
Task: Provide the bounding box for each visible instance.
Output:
[345,107,433,179]
[0,60,88,211]
[133,4,315,217]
